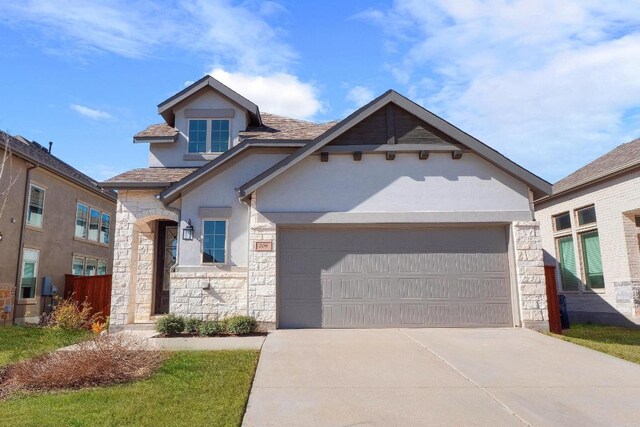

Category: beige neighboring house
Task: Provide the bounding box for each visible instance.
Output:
[535,138,640,326]
[102,75,553,332]
[0,132,116,324]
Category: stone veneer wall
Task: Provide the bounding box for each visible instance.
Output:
[512,221,549,330]
[110,190,178,327]
[0,283,14,324]
[247,194,277,323]
[169,270,247,320]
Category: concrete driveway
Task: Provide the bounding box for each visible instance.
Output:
[243,328,640,426]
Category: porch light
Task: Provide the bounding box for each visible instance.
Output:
[182,219,194,241]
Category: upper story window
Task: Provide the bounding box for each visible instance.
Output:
[188,119,230,154]
[75,202,111,246]
[553,212,571,231]
[576,206,596,226]
[26,184,45,228]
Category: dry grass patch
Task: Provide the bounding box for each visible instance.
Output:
[1,335,165,399]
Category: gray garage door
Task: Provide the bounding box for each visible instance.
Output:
[278,226,513,328]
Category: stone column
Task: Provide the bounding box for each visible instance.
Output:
[247,194,277,324]
[512,221,549,331]
[110,197,135,327]
[134,230,155,323]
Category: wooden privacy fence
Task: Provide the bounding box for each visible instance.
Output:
[544,266,562,334]
[64,274,112,320]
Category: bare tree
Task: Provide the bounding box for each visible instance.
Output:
[0,132,20,220]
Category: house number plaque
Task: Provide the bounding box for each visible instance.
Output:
[255,241,273,252]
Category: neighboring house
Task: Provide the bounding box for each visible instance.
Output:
[101,75,552,331]
[0,132,116,324]
[535,138,640,326]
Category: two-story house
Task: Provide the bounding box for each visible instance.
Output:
[101,76,553,331]
[0,132,116,323]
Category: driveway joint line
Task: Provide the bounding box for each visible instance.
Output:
[398,329,532,427]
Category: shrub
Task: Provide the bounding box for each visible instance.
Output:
[155,314,185,336]
[198,320,225,337]
[1,335,166,398]
[42,296,101,330]
[225,316,257,335]
[184,317,203,334]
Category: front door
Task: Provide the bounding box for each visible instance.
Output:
[155,221,178,314]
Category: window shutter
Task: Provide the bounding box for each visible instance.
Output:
[558,237,579,291]
[582,232,604,288]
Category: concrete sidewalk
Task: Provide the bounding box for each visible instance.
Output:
[243,328,640,426]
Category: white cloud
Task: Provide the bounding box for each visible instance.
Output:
[360,0,640,182]
[345,86,375,107]
[210,68,324,120]
[70,104,112,120]
[0,0,295,72]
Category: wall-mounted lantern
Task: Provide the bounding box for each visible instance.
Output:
[182,219,194,241]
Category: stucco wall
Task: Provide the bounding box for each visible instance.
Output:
[0,151,116,322]
[148,89,249,168]
[178,153,288,268]
[535,170,640,323]
[257,152,532,220]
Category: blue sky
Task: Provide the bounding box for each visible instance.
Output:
[1,0,639,183]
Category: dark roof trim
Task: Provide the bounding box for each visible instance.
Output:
[0,134,116,202]
[535,162,640,205]
[237,90,552,199]
[133,135,178,143]
[158,140,306,204]
[158,75,261,126]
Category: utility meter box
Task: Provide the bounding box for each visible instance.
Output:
[41,276,54,297]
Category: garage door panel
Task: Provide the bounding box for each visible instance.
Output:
[278,227,513,328]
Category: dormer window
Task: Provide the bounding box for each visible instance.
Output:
[188,119,230,153]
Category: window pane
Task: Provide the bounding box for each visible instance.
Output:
[188,120,207,153]
[581,231,604,289]
[211,120,229,152]
[20,249,39,299]
[97,260,107,275]
[577,206,597,226]
[553,212,571,231]
[27,185,45,227]
[558,236,579,291]
[88,209,100,241]
[85,259,97,276]
[75,204,89,238]
[72,257,85,275]
[100,213,111,244]
[202,220,226,263]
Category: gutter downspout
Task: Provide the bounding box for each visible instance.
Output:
[12,163,37,325]
[245,193,251,316]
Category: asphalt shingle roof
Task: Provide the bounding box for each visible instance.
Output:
[240,112,337,140]
[104,167,198,184]
[133,123,179,139]
[553,137,640,195]
[0,131,116,200]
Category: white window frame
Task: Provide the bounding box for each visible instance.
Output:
[100,213,111,245]
[72,256,86,276]
[200,218,229,265]
[75,202,89,239]
[85,258,97,276]
[97,259,108,275]
[74,200,111,247]
[19,248,40,301]
[26,183,46,229]
[187,119,231,154]
[88,208,100,242]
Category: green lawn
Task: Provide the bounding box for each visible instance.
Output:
[0,326,90,367]
[556,323,640,365]
[1,351,259,427]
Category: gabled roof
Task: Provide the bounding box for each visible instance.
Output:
[0,131,116,201]
[157,140,306,203]
[158,75,261,126]
[237,90,552,199]
[536,137,640,203]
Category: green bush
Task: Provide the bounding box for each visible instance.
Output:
[184,317,203,334]
[155,314,185,336]
[225,316,257,335]
[198,320,225,337]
